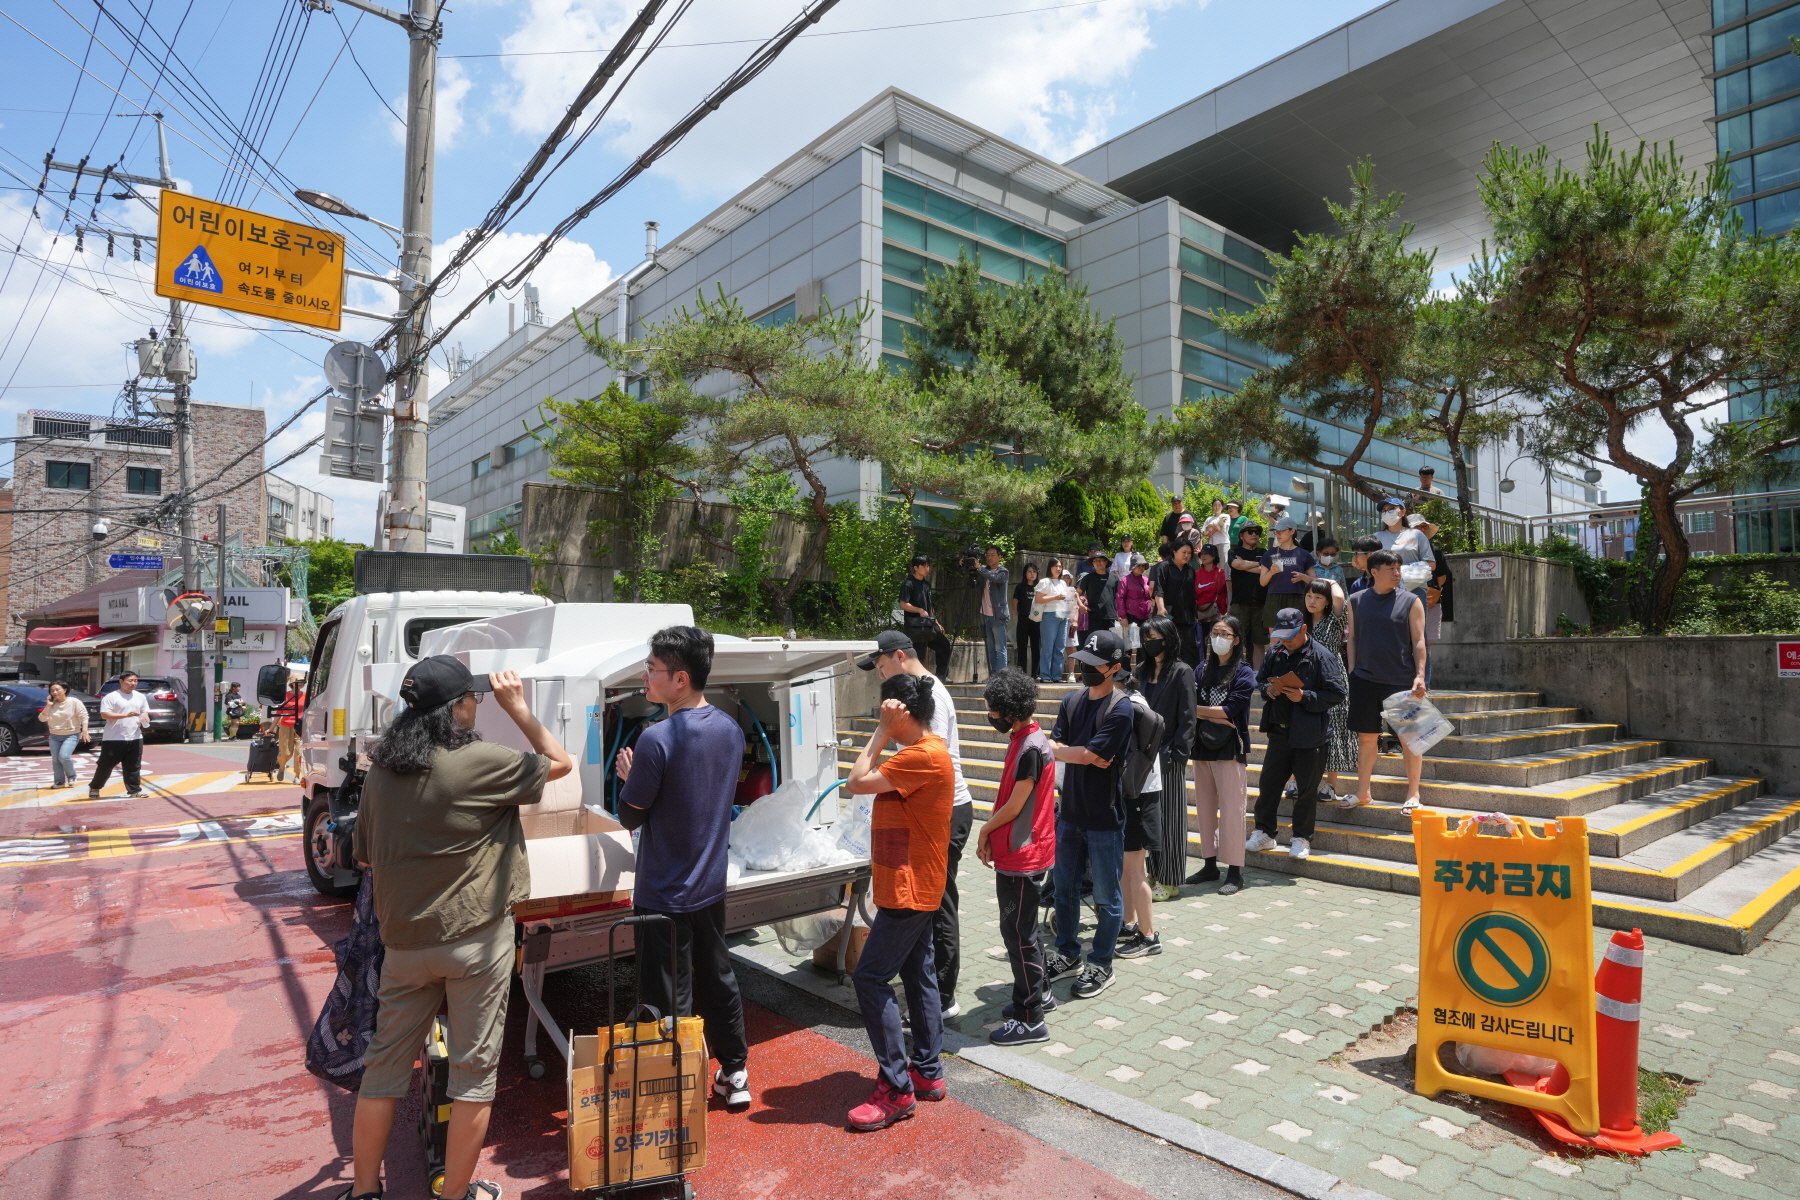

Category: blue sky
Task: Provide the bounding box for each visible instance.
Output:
[7,0,1604,544]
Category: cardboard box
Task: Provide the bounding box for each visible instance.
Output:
[510,892,630,922]
[568,1017,707,1189]
[522,805,636,903]
[811,921,867,974]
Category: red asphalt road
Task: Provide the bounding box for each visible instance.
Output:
[0,744,1155,1200]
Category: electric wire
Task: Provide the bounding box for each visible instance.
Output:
[330,5,403,126]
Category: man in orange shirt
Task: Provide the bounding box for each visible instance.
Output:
[842,672,955,1131]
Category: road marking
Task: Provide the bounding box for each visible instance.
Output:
[0,807,303,867]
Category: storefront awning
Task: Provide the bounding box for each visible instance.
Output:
[27,623,102,647]
[49,630,155,655]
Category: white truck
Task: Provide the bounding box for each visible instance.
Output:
[281,555,873,1073]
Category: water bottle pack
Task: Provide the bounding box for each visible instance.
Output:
[1381,690,1455,756]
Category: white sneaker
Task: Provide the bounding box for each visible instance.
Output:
[1287,837,1311,860]
[713,1067,750,1109]
[1334,793,1370,810]
[941,1001,961,1019]
[1245,830,1277,853]
[1399,796,1422,813]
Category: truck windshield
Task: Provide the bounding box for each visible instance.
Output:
[405,617,475,658]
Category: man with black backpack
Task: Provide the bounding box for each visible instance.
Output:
[1043,630,1148,1003]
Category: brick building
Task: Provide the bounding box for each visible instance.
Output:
[8,404,268,641]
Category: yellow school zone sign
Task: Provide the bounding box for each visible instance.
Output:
[155,190,344,331]
[1412,811,1600,1136]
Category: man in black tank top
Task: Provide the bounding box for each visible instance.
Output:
[1341,550,1428,814]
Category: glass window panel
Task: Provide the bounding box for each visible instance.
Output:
[752,300,796,328]
[882,278,923,318]
[1182,344,1258,389]
[882,315,915,354]
[1733,155,1756,197]
[1715,0,1746,23]
[1748,4,1800,57]
[1182,377,1232,402]
[880,351,910,375]
[1180,241,1223,284]
[1752,94,1800,147]
[924,222,971,262]
[1736,198,1759,231]
[1719,67,1751,112]
[883,172,926,215]
[976,245,1026,283]
[1022,229,1066,267]
[977,211,1026,251]
[1751,49,1800,102]
[1756,141,1800,192]
[926,191,980,234]
[883,207,927,251]
[1720,111,1752,157]
[1179,214,1224,254]
[883,242,932,285]
[1181,311,1274,367]
[1224,236,1272,277]
[1757,185,1800,234]
[1181,276,1255,318]
[1716,23,1749,70]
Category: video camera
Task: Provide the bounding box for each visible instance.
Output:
[955,542,984,583]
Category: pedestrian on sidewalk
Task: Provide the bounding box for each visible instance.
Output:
[976,669,1057,1046]
[89,671,150,799]
[1134,615,1195,903]
[859,630,974,1018]
[1076,550,1116,643]
[1341,550,1429,813]
[345,659,572,1200]
[38,680,88,788]
[1247,608,1346,862]
[1044,630,1136,1003]
[1302,579,1356,803]
[1013,562,1043,684]
[844,673,957,1131]
[1190,616,1255,894]
[272,677,305,782]
[1033,559,1075,683]
[223,681,247,739]
[976,545,1011,677]
[1227,525,1268,665]
[1150,540,1199,666]
[614,626,755,1111]
[898,555,953,681]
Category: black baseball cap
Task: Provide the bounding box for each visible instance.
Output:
[856,629,915,671]
[1070,628,1125,667]
[400,654,491,710]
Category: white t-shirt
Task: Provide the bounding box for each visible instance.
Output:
[923,673,973,809]
[1034,576,1074,618]
[101,689,151,741]
[1377,528,1434,565]
[1200,512,1232,548]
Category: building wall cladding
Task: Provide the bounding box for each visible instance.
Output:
[8,404,267,637]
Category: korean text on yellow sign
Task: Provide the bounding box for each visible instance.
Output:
[155,190,344,331]
[1412,811,1600,1136]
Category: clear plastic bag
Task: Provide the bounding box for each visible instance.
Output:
[1381,690,1454,756]
[1401,561,1433,589]
[727,778,853,873]
[772,912,843,957]
[834,791,874,859]
[1454,1041,1556,1078]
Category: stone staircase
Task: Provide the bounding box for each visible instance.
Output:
[838,680,1800,954]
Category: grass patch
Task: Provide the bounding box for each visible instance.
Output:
[1639,1069,1692,1135]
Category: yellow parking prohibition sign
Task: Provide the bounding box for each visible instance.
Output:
[1412,811,1600,1136]
[154,190,344,331]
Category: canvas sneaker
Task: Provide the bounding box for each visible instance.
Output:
[1287,837,1311,860]
[1245,830,1277,853]
[713,1067,750,1110]
[1070,962,1115,999]
[1117,931,1162,959]
[907,1066,946,1101]
[1043,949,1083,982]
[989,1019,1049,1046]
[1003,993,1057,1019]
[847,1080,917,1131]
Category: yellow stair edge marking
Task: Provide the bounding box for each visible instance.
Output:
[1650,794,1800,880]
[1729,858,1800,927]
[1600,779,1761,840]
[1444,724,1616,744]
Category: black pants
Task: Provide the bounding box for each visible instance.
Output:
[1255,730,1325,841]
[633,898,749,1072]
[995,870,1047,1023]
[89,738,143,793]
[906,622,953,679]
[933,802,973,1005]
[1172,621,1199,667]
[1015,619,1041,681]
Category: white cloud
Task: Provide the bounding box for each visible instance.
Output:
[493,0,1186,195]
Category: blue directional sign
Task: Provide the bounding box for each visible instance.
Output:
[108,554,164,570]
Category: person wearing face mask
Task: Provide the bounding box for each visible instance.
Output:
[1042,630,1136,1003]
[1150,540,1200,666]
[1132,615,1195,906]
[1246,608,1346,862]
[1313,537,1345,586]
[1375,498,1435,591]
[1189,617,1256,894]
[975,669,1057,1046]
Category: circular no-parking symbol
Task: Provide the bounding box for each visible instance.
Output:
[1453,912,1551,1007]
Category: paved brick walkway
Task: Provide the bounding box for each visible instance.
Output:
[747,866,1800,1200]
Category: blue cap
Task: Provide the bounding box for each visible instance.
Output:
[1269,608,1306,640]
[1380,496,1406,508]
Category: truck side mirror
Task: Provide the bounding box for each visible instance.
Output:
[256,662,289,708]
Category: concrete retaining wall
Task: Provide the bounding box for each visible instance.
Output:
[1437,551,1590,644]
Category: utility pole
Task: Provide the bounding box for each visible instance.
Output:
[215,504,228,740]
[389,0,440,550]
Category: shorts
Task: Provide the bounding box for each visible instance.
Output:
[360,915,514,1102]
[1230,601,1267,646]
[1123,789,1161,852]
[1349,674,1410,735]
[1264,594,1307,630]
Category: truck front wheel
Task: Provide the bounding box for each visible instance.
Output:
[304,795,360,899]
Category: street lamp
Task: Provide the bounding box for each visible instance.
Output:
[294,188,403,248]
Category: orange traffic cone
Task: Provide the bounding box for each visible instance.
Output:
[1506,928,1681,1155]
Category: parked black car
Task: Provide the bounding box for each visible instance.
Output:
[99,675,190,741]
[0,685,104,755]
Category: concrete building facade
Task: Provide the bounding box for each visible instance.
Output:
[9,404,268,641]
[265,473,334,544]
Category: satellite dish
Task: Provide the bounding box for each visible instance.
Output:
[324,341,388,402]
[166,591,215,634]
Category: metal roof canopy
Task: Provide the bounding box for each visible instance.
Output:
[1066,0,1714,266]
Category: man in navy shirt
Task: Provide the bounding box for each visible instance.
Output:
[1043,629,1135,1003]
[616,625,752,1109]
